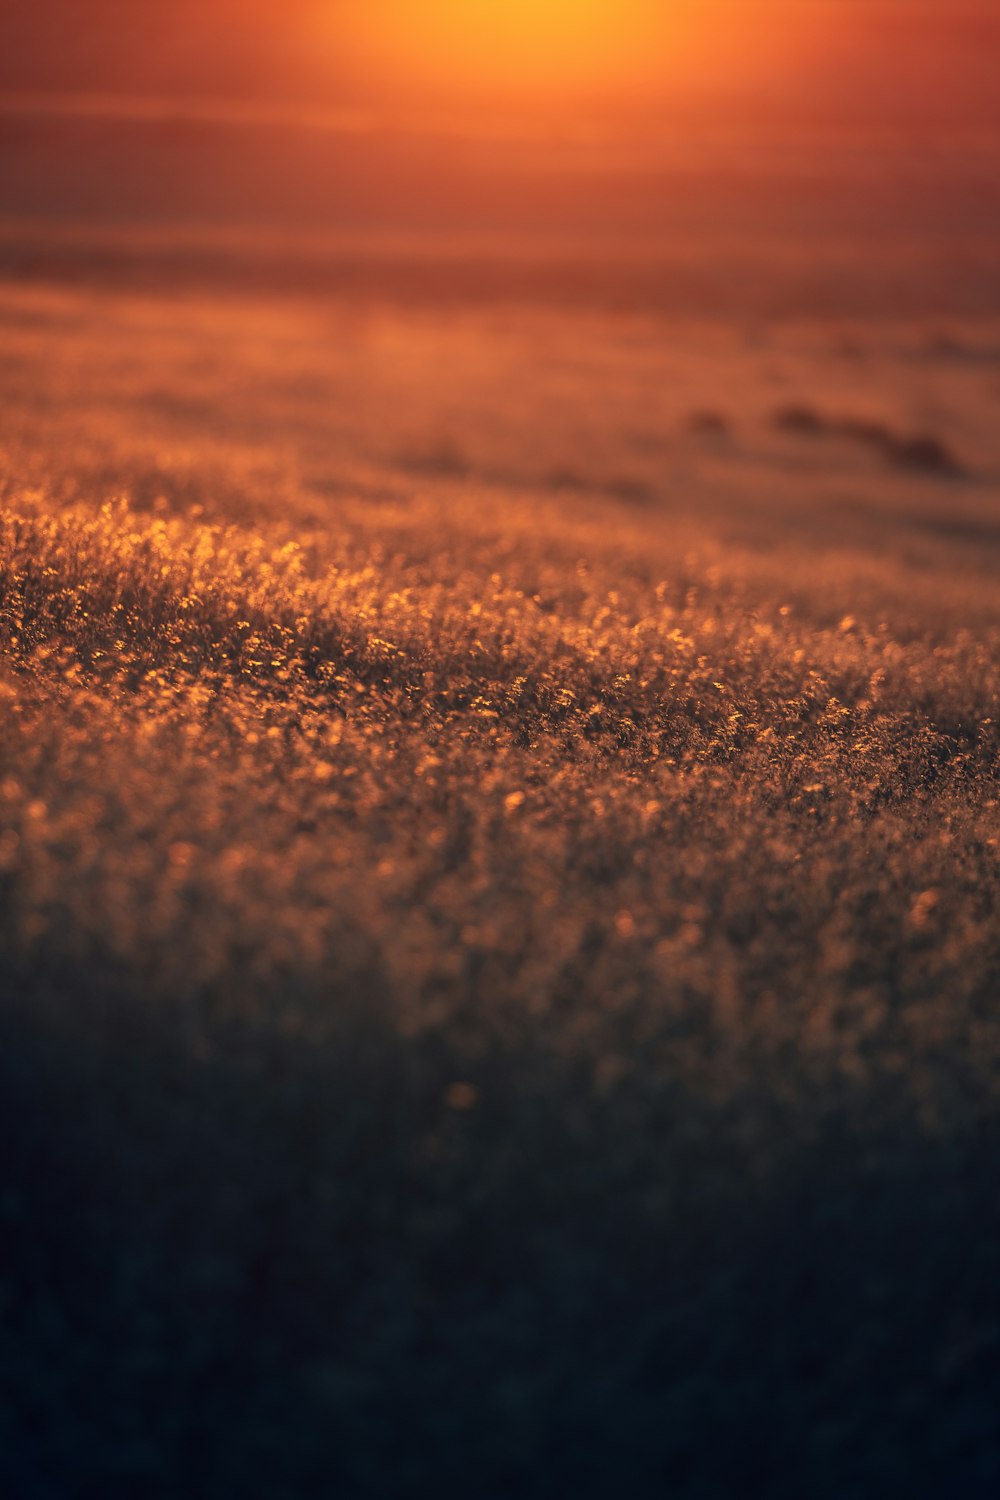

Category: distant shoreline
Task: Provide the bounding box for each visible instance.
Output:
[1,218,999,322]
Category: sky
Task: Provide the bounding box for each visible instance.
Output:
[0,1,998,136]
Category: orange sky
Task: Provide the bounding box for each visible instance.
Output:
[307,1,1000,129]
[0,2,998,136]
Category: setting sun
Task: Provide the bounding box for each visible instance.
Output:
[342,0,653,93]
[324,0,839,113]
[334,0,730,103]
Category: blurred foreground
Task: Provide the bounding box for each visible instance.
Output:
[1,216,999,1493]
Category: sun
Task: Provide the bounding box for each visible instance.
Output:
[318,1,839,117]
[334,0,676,103]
